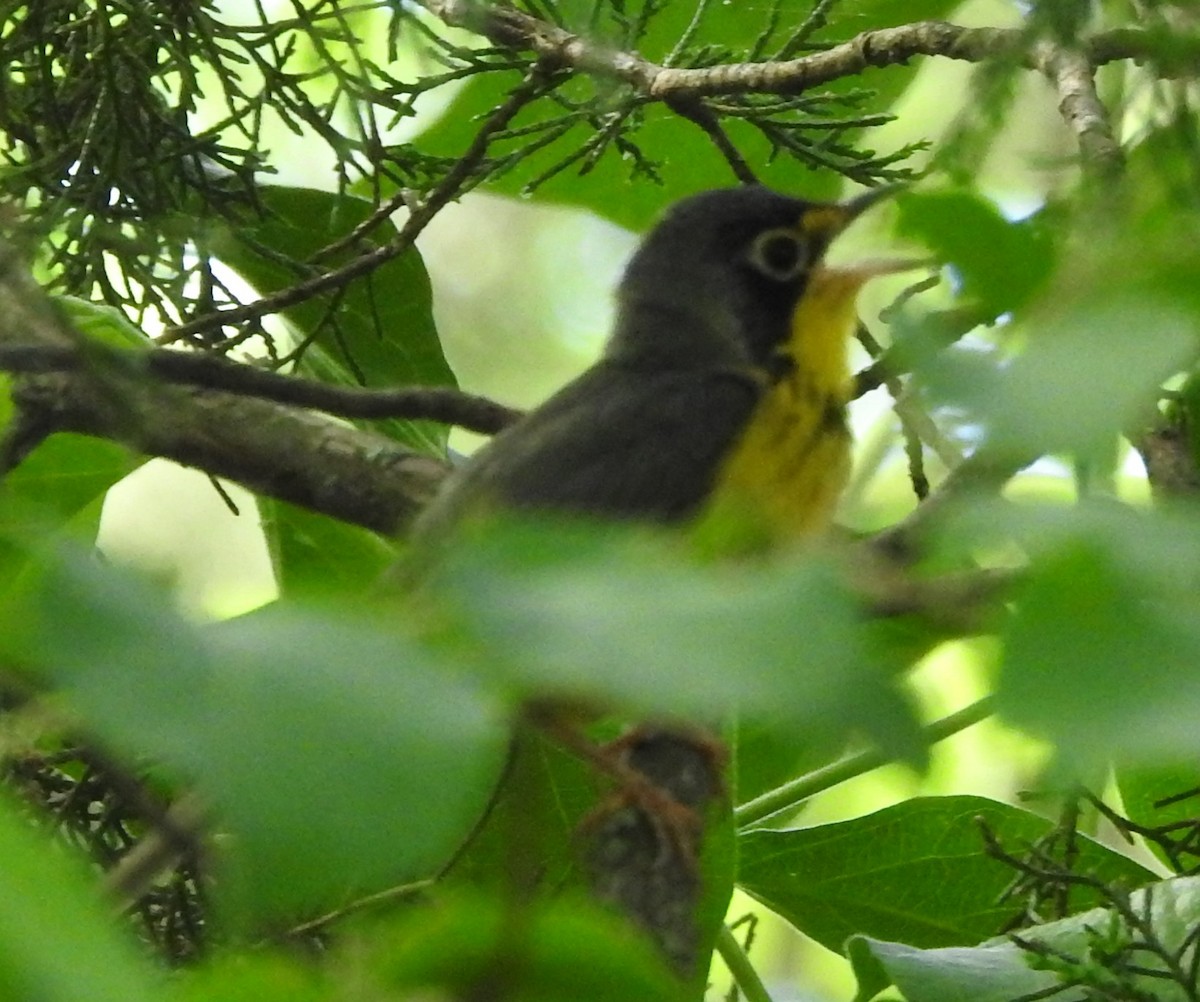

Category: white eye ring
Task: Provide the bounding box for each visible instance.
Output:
[747,227,810,282]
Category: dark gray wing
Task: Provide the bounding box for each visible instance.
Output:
[414,361,761,537]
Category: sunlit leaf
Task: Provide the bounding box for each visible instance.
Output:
[738,795,1153,962]
[54,296,149,349]
[849,875,1200,1002]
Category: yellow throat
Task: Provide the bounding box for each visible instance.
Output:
[709,265,873,540]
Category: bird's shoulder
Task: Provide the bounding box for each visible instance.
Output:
[417,360,764,533]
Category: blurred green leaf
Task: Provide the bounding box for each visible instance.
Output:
[914,185,1200,466]
[176,954,327,1002]
[895,191,1054,318]
[367,893,686,1002]
[261,498,395,601]
[738,795,1153,963]
[1172,367,1200,470]
[212,185,453,454]
[431,517,922,760]
[6,548,511,926]
[0,794,163,1002]
[932,499,1200,771]
[848,875,1200,1002]
[989,298,1193,459]
[1001,535,1200,770]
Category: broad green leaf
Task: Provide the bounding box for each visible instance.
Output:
[261,498,395,600]
[366,893,686,1002]
[431,517,922,760]
[0,434,136,539]
[849,875,1200,1002]
[211,185,452,454]
[0,434,139,602]
[0,794,163,1002]
[7,548,511,926]
[1114,764,1200,873]
[738,795,1154,961]
[414,72,755,230]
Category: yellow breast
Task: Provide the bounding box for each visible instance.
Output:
[708,267,868,540]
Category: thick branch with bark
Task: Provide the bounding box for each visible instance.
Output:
[13,372,449,535]
[0,250,452,534]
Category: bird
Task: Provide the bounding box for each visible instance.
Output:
[412,184,899,547]
[403,184,904,976]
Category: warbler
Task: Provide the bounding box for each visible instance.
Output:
[414,185,897,542]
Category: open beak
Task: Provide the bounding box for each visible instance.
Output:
[803,184,930,286]
[795,186,930,322]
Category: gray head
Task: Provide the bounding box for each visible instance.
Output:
[608,185,884,370]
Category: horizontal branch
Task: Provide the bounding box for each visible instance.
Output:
[0,344,522,435]
[12,373,450,535]
[422,5,1191,100]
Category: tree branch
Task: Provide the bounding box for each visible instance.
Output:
[1134,418,1200,502]
[1032,44,1124,179]
[0,344,522,436]
[12,373,449,535]
[869,444,1037,561]
[420,5,1191,99]
[0,241,453,534]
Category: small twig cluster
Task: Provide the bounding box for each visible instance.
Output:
[979,801,1200,1001]
[4,746,205,963]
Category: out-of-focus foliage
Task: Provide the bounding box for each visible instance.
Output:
[2,1,1200,1001]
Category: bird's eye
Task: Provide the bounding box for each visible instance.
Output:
[746,228,810,282]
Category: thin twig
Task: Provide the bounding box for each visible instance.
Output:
[735,696,994,829]
[160,70,556,345]
[0,344,523,435]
